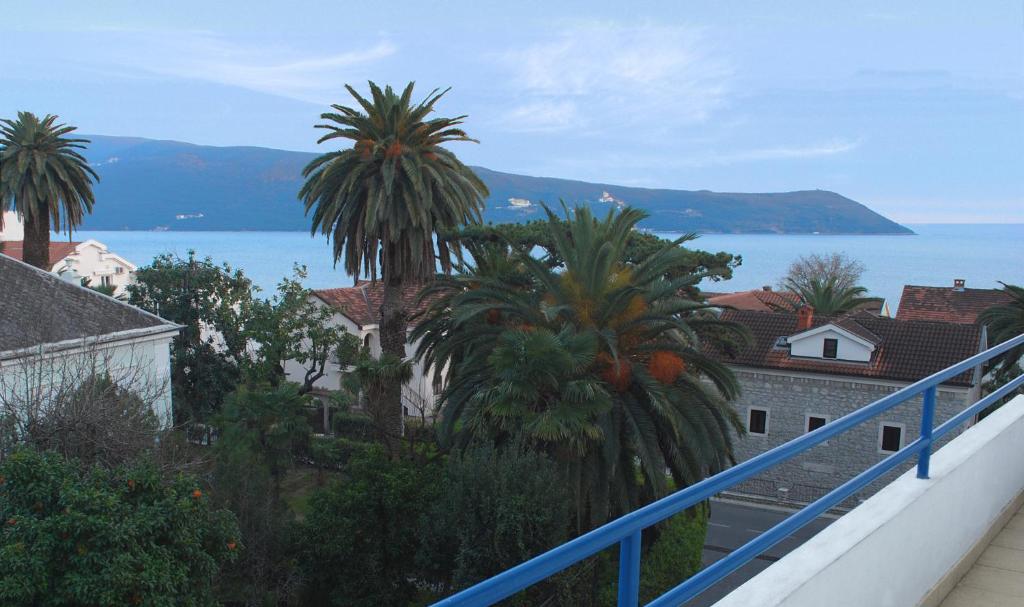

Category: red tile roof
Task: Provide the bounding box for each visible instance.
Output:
[716,309,982,387]
[706,288,801,312]
[313,281,434,328]
[0,240,80,270]
[897,285,1012,324]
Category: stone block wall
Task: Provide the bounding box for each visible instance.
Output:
[727,367,970,507]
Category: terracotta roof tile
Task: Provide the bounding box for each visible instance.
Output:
[313,281,435,328]
[0,240,81,270]
[716,309,982,387]
[707,289,800,312]
[897,285,1012,324]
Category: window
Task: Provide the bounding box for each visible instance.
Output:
[879,423,904,453]
[806,415,829,433]
[363,334,372,348]
[101,275,113,287]
[747,407,769,435]
[822,338,838,359]
[115,266,125,274]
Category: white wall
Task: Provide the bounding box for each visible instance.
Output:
[281,297,442,417]
[0,211,24,241]
[54,240,136,296]
[0,332,177,429]
[789,328,873,362]
[713,394,1024,607]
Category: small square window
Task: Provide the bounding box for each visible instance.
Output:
[747,407,769,435]
[879,423,904,453]
[806,415,828,433]
[822,338,838,359]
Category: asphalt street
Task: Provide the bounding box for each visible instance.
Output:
[683,500,837,606]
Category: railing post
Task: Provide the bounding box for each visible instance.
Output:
[917,386,937,479]
[617,530,641,607]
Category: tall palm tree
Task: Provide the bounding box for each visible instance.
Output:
[413,205,748,529]
[0,112,98,270]
[299,82,488,443]
[979,283,1024,375]
[783,275,881,316]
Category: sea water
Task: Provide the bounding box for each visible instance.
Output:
[74,223,1024,311]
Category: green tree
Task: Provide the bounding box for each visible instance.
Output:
[979,282,1024,386]
[783,275,881,316]
[211,385,312,605]
[417,443,578,603]
[247,265,358,393]
[299,81,489,441]
[0,112,98,269]
[299,446,439,607]
[128,252,257,422]
[0,449,238,607]
[414,205,747,529]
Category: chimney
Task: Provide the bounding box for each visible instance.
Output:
[796,305,815,331]
[953,279,966,292]
[762,285,772,291]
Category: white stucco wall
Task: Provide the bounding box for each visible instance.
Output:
[789,328,873,362]
[713,394,1024,607]
[0,211,24,241]
[0,331,177,429]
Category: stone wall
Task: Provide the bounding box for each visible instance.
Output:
[728,367,970,507]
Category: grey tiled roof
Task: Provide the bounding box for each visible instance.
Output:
[0,255,177,353]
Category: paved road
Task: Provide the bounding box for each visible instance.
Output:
[683,500,837,606]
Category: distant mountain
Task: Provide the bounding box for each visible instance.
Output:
[77,135,912,234]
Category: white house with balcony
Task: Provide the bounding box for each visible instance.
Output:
[0,211,136,295]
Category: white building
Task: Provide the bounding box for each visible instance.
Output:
[0,211,136,295]
[282,281,441,418]
[0,254,180,427]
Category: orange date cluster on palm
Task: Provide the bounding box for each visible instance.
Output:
[647,351,687,385]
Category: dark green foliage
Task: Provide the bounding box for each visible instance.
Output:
[451,217,741,286]
[128,252,256,422]
[414,205,748,528]
[0,112,98,269]
[417,444,573,598]
[980,283,1024,374]
[637,507,708,604]
[331,411,378,441]
[299,447,439,607]
[211,385,313,605]
[0,449,238,607]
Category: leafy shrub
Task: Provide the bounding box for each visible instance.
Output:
[331,411,376,441]
[305,436,375,470]
[299,446,440,607]
[0,449,238,607]
[639,505,707,603]
[417,444,579,603]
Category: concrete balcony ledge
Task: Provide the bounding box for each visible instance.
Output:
[713,394,1024,607]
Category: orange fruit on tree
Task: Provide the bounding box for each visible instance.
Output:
[648,351,686,384]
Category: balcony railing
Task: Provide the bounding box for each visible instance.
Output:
[432,333,1024,607]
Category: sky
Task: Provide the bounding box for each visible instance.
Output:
[1,1,1022,223]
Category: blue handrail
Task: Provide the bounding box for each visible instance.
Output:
[432,333,1024,607]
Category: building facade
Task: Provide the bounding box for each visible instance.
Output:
[717,308,983,507]
[0,255,180,427]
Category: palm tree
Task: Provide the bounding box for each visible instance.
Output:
[299,82,488,443]
[783,275,881,316]
[413,205,748,529]
[0,112,98,270]
[979,283,1024,376]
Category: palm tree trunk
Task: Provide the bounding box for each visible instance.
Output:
[23,207,51,270]
[378,277,408,452]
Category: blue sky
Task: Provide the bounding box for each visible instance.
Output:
[2,1,1021,222]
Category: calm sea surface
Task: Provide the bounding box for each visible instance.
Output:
[75,224,1024,311]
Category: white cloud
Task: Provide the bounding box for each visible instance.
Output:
[702,139,862,164]
[494,23,730,132]
[103,31,397,103]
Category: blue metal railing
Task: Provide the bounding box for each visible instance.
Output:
[433,333,1024,607]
